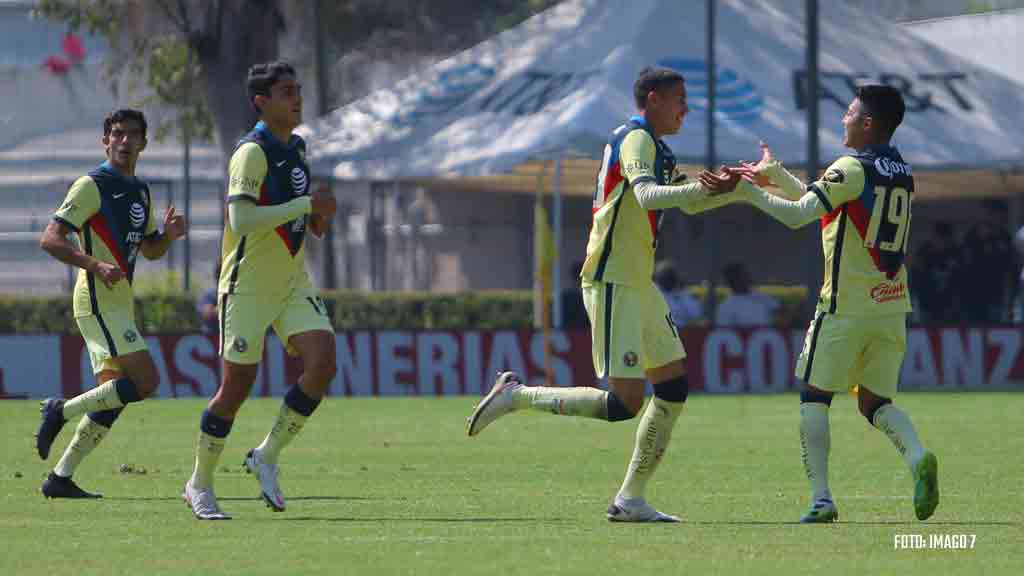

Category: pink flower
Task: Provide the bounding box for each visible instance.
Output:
[63,33,87,63]
[44,55,70,75]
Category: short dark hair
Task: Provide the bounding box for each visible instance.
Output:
[856,84,905,139]
[634,67,684,109]
[247,60,297,111]
[103,109,147,137]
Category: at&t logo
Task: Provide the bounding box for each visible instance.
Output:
[658,58,764,125]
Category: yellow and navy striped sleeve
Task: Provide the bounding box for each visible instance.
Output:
[809,156,865,212]
[53,176,100,231]
[227,142,267,203]
[619,129,658,186]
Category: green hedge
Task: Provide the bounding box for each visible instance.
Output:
[0,294,206,334]
[0,291,534,334]
[0,288,811,333]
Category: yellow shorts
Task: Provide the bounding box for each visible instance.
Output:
[582,280,685,379]
[76,309,149,375]
[795,312,906,398]
[219,284,333,365]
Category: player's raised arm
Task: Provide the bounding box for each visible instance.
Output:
[736,154,865,230]
[740,142,805,201]
[140,204,188,260]
[621,130,743,214]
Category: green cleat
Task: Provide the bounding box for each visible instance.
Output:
[799,499,838,523]
[913,451,939,521]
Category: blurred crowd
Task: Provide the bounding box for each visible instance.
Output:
[561,259,787,330]
[911,200,1022,325]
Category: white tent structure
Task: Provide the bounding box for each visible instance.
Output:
[905,9,1024,84]
[305,0,1024,182]
[303,0,1024,320]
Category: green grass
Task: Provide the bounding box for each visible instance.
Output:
[1,393,1020,575]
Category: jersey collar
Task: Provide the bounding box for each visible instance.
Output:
[629,115,650,130]
[861,143,896,156]
[629,114,660,141]
[255,120,298,149]
[99,161,136,182]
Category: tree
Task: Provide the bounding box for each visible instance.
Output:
[38,0,559,158]
[308,1,560,107]
[38,0,281,160]
[38,0,559,291]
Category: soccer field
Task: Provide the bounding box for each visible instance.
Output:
[1,393,1020,575]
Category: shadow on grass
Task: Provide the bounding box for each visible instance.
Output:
[272,516,573,524]
[689,520,1020,527]
[104,495,373,503]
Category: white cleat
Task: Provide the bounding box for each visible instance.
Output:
[244,449,286,512]
[183,482,231,520]
[466,371,524,437]
[606,496,681,523]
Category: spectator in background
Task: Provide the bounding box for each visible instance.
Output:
[911,221,959,323]
[653,260,703,327]
[957,199,1015,323]
[1012,224,1024,323]
[196,263,221,334]
[715,261,779,327]
[560,260,589,329]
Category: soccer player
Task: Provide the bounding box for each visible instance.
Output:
[467,67,745,522]
[721,85,939,522]
[183,61,338,520]
[35,109,187,498]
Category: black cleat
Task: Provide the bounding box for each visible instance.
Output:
[41,472,102,499]
[35,398,67,460]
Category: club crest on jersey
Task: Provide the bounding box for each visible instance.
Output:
[623,351,638,367]
[233,337,248,353]
[129,202,146,228]
[291,167,308,195]
[123,329,137,343]
[824,168,845,184]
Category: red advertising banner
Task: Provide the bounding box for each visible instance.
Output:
[1,326,1021,399]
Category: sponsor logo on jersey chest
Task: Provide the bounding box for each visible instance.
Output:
[291,167,308,195]
[870,282,906,303]
[129,202,146,228]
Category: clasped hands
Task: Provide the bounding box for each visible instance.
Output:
[698,141,776,196]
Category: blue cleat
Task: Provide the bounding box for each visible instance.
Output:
[35,398,67,460]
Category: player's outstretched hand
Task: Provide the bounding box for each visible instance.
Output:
[308,184,331,237]
[699,165,742,195]
[310,188,337,219]
[308,214,326,238]
[163,205,188,240]
[92,260,124,289]
[740,140,775,187]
